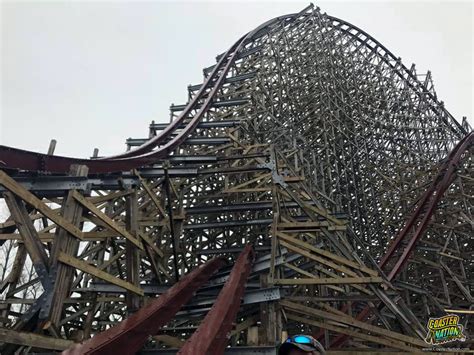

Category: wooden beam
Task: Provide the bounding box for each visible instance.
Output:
[153,334,185,348]
[230,316,258,337]
[0,245,27,323]
[57,252,144,296]
[71,190,143,250]
[135,171,167,216]
[278,239,364,279]
[281,300,426,348]
[0,170,84,240]
[3,192,49,271]
[88,190,132,204]
[48,165,88,327]
[285,313,419,352]
[278,232,378,276]
[0,329,73,351]
[125,191,141,313]
[97,249,125,271]
[139,232,164,258]
[283,263,345,293]
[0,231,119,241]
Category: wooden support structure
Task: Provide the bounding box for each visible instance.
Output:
[0,4,471,354]
[0,329,73,351]
[48,165,89,328]
[125,191,141,312]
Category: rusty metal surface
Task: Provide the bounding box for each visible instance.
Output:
[62,257,226,355]
[383,131,474,279]
[0,12,302,174]
[329,131,474,348]
[177,245,255,355]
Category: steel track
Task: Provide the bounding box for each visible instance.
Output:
[0,6,465,174]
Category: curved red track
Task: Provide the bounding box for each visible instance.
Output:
[329,131,473,348]
[0,6,465,174]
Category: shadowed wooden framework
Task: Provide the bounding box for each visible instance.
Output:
[0,5,472,354]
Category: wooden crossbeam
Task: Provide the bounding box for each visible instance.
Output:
[278,232,378,276]
[230,316,258,337]
[0,329,73,351]
[0,170,84,240]
[278,239,366,280]
[281,300,426,348]
[97,249,126,271]
[57,252,144,296]
[3,192,49,271]
[153,335,185,348]
[89,190,132,204]
[286,313,420,352]
[139,232,164,258]
[71,190,143,250]
[224,172,271,193]
[283,263,345,293]
[135,171,167,216]
[278,187,344,225]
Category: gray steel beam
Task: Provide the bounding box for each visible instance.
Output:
[0,168,198,194]
[189,72,256,92]
[215,45,263,61]
[150,120,242,130]
[126,137,231,146]
[170,99,249,112]
[183,213,348,229]
[185,201,348,216]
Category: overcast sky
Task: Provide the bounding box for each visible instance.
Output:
[1,0,472,158]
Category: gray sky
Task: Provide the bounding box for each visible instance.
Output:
[1,0,472,158]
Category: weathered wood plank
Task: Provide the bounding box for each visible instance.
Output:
[278,239,363,279]
[283,262,345,293]
[286,313,419,352]
[281,300,426,347]
[71,190,143,250]
[278,232,378,276]
[153,334,185,348]
[3,192,49,271]
[48,165,89,327]
[57,252,144,296]
[0,329,73,350]
[0,170,84,240]
[125,191,141,313]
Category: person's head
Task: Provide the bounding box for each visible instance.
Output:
[278,335,325,355]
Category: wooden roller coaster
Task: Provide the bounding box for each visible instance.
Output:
[0,4,472,354]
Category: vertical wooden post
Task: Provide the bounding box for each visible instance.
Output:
[269,147,281,284]
[47,139,57,155]
[247,326,259,345]
[164,163,180,282]
[258,274,278,345]
[0,245,27,326]
[48,164,88,328]
[125,190,140,313]
[269,210,279,284]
